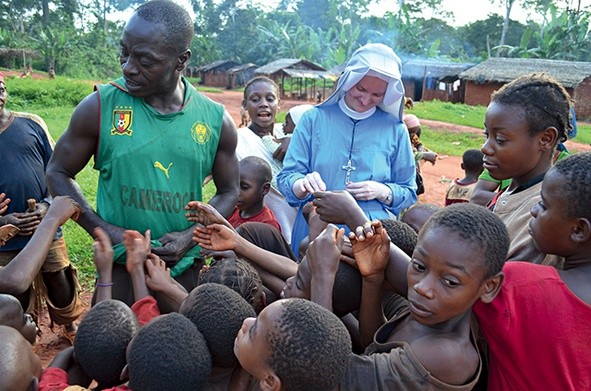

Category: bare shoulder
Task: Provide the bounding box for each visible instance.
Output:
[410,332,479,386]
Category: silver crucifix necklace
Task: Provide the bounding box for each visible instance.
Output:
[342,119,360,184]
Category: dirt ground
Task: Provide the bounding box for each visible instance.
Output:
[34,88,591,368]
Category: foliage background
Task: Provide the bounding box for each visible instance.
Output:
[1,1,590,80]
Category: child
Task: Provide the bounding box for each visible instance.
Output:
[180,283,256,390]
[0,325,42,390]
[40,299,139,390]
[482,73,570,266]
[198,257,266,314]
[0,196,80,320]
[127,313,212,390]
[227,156,281,232]
[73,300,139,389]
[236,76,297,243]
[261,104,314,158]
[445,148,484,206]
[233,298,351,391]
[472,152,591,390]
[308,203,508,389]
[0,293,37,344]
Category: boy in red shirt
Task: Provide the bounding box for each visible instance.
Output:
[228,156,281,232]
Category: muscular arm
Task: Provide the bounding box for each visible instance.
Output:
[46,92,126,244]
[208,110,239,218]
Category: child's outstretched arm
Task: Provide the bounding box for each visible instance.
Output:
[145,254,188,311]
[194,224,297,280]
[185,200,234,230]
[123,229,151,303]
[93,227,114,303]
[0,196,80,295]
[312,190,369,231]
[306,224,345,311]
[350,220,391,348]
[42,346,93,389]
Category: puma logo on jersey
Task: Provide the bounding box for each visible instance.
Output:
[154,161,173,179]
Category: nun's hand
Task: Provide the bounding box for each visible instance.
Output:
[293,172,326,199]
[346,181,391,202]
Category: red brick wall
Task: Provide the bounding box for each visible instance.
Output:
[423,89,449,102]
[464,81,505,106]
[572,77,591,120]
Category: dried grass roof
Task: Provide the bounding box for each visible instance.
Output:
[459,57,591,87]
[255,59,326,75]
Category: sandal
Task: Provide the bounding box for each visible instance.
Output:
[0,224,19,247]
[61,323,77,345]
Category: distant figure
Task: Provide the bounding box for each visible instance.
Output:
[445,149,484,206]
[48,67,55,79]
[316,90,322,103]
[20,65,32,78]
[239,106,249,127]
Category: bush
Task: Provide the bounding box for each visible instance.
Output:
[5,76,94,110]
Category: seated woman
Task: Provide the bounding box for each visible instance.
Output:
[277,43,417,257]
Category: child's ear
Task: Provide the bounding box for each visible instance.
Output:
[262,182,271,196]
[259,372,281,391]
[571,217,591,244]
[539,126,558,151]
[460,163,465,170]
[479,272,504,304]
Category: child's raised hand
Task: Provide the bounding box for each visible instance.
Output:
[93,227,113,278]
[313,190,364,226]
[48,196,82,225]
[349,220,391,280]
[306,224,345,278]
[145,254,174,293]
[123,229,151,274]
[193,223,238,251]
[185,201,232,229]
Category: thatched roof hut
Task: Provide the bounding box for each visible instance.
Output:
[459,58,591,119]
[196,60,240,88]
[255,59,335,101]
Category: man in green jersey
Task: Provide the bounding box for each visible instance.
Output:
[46,0,239,308]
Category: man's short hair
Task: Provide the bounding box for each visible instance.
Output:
[135,0,193,53]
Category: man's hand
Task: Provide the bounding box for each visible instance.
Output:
[349,220,391,280]
[0,212,41,236]
[151,229,195,267]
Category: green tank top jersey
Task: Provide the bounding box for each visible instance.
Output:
[95,77,223,275]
